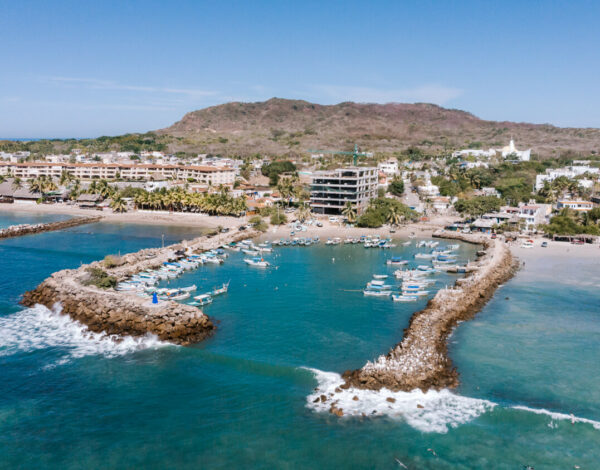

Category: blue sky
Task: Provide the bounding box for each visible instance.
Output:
[1,0,599,138]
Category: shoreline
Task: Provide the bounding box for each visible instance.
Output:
[341,231,518,394]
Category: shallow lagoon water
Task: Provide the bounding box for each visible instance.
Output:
[0,216,598,469]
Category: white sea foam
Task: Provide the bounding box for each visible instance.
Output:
[304,368,496,433]
[0,303,170,365]
[512,405,600,430]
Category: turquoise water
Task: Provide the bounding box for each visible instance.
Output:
[0,216,598,469]
[0,210,72,229]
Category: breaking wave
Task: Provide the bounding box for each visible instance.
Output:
[512,405,600,430]
[304,369,600,434]
[304,368,495,433]
[0,303,170,365]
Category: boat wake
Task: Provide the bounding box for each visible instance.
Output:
[0,303,170,365]
[304,368,495,433]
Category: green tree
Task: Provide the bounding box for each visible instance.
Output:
[341,201,357,223]
[388,178,405,197]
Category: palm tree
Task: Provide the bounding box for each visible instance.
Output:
[277,177,293,207]
[12,177,23,190]
[341,201,357,223]
[110,196,127,213]
[59,170,73,186]
[296,205,311,222]
[28,177,43,194]
[386,207,404,226]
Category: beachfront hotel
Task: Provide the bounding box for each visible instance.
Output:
[0,162,235,186]
[309,167,378,215]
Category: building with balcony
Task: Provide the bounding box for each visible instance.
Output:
[310,167,378,215]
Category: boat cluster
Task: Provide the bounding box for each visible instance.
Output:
[413,243,465,270]
[271,237,321,247]
[364,267,438,302]
[115,250,231,307]
[226,239,273,267]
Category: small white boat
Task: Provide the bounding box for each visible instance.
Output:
[244,257,270,268]
[180,285,197,292]
[402,241,411,246]
[402,289,429,296]
[211,282,230,296]
[392,294,418,302]
[386,257,408,266]
[242,249,260,256]
[163,291,190,301]
[414,253,434,259]
[363,289,391,297]
[373,274,389,279]
[192,294,213,306]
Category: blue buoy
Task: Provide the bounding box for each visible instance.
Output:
[152,292,158,304]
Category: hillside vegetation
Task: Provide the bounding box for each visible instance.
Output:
[158,98,600,158]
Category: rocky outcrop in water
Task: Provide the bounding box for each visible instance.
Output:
[0,216,102,239]
[21,227,258,345]
[343,231,518,392]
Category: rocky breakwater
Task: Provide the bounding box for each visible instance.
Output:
[0,216,103,239]
[343,231,518,392]
[21,227,258,345]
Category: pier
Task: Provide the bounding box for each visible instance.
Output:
[22,227,258,345]
[342,231,518,392]
[0,216,103,239]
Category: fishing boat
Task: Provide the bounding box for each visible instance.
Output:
[180,285,197,292]
[373,274,389,279]
[366,281,392,290]
[386,257,408,266]
[392,294,418,302]
[414,253,434,259]
[363,289,391,297]
[192,293,213,306]
[402,289,429,296]
[244,257,270,268]
[211,282,230,296]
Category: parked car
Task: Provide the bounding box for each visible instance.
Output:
[316,222,323,227]
[220,227,230,233]
[328,216,339,223]
[571,239,584,245]
[541,241,548,247]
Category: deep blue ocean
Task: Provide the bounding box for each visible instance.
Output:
[0,213,598,469]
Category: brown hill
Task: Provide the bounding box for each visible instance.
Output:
[158,98,600,158]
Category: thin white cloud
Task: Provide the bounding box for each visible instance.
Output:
[311,84,463,105]
[45,76,217,97]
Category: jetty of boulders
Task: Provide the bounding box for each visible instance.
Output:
[22,227,257,345]
[342,231,518,392]
[0,216,102,239]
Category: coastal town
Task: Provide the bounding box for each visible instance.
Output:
[1,136,599,246]
[4,2,600,468]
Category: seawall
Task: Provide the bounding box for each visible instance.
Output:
[342,231,518,392]
[0,216,103,239]
[22,227,258,345]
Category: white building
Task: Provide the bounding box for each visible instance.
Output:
[310,167,378,215]
[518,203,552,229]
[535,165,599,190]
[557,200,594,212]
[501,139,531,161]
[377,159,399,176]
[452,148,496,159]
[0,161,235,186]
[417,182,440,197]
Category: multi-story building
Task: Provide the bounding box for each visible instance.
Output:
[377,159,399,176]
[310,167,378,215]
[0,162,235,186]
